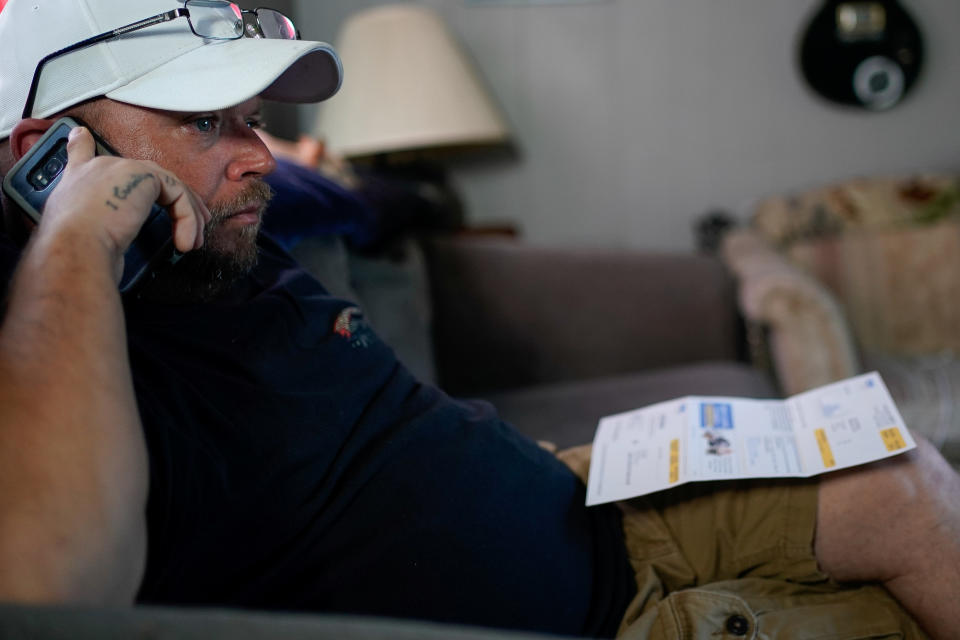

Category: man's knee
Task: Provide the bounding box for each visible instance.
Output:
[814,436,960,583]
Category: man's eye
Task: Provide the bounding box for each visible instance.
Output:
[246,118,263,130]
[194,117,216,133]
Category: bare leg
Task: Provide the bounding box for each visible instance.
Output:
[816,436,960,639]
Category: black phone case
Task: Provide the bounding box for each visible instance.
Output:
[1,117,178,293]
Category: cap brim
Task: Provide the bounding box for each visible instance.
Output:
[106,38,342,112]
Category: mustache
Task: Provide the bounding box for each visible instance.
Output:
[208,180,274,221]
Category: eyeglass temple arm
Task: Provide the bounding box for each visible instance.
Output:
[21,8,189,119]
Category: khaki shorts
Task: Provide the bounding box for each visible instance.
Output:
[557,445,928,640]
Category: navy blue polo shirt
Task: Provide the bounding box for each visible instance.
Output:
[0,232,634,637]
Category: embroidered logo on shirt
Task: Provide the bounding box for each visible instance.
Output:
[333,306,373,348]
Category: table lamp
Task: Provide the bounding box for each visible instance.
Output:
[313,4,512,231]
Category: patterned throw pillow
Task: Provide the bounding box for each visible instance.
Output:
[752,175,960,248]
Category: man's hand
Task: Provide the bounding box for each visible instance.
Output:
[42,126,211,284]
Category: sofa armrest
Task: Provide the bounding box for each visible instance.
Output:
[721,229,860,395]
[422,236,746,395]
[0,603,562,640]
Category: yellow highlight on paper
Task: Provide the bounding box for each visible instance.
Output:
[668,439,680,484]
[880,427,907,452]
[815,428,836,468]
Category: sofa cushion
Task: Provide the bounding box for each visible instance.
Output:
[424,238,746,395]
[482,362,776,449]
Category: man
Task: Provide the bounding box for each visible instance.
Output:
[0,1,957,638]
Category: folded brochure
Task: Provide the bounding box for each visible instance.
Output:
[586,372,915,506]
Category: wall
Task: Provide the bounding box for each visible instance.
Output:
[290,0,960,251]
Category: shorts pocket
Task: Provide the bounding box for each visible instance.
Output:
[619,582,925,640]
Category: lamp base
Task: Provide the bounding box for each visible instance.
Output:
[350,159,466,252]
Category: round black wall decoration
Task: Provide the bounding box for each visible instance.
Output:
[799,1,924,110]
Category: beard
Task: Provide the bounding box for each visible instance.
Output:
[134,180,274,304]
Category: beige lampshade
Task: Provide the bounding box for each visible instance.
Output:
[314,4,510,158]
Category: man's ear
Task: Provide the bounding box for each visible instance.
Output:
[10,118,58,161]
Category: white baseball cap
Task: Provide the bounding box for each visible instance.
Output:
[0,0,343,139]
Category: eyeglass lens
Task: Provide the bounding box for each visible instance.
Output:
[185,0,244,39]
[255,9,297,39]
[183,1,297,40]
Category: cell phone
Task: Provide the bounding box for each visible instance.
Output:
[1,117,179,294]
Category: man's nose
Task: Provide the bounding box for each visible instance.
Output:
[226,132,278,181]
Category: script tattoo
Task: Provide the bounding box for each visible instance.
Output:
[105,172,156,211]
